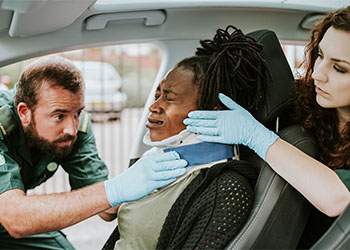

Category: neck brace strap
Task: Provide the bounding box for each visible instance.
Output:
[164,142,234,167]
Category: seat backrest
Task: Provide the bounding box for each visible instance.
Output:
[248,29,294,130]
[228,125,318,249]
[225,29,319,249]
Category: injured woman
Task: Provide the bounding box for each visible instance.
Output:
[103,25,271,250]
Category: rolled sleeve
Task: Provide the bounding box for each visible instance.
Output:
[0,144,24,194]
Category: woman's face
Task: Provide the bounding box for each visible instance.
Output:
[146,67,199,141]
[312,27,350,113]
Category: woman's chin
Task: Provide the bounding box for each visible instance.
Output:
[149,134,166,142]
[149,131,176,142]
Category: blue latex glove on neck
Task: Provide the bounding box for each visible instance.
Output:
[104,151,187,207]
[184,93,278,160]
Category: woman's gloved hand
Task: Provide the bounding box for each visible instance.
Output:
[184,93,278,160]
[104,151,187,207]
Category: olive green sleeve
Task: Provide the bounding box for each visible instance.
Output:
[0,141,24,194]
[60,113,109,190]
[335,169,350,191]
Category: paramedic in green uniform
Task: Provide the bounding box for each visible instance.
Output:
[0,56,187,249]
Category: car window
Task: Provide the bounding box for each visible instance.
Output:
[0,42,162,190]
[83,67,115,81]
[281,42,307,77]
[0,43,161,108]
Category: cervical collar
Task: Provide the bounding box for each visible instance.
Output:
[143,129,235,187]
[143,129,234,167]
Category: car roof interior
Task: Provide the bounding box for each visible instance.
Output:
[1,0,349,67]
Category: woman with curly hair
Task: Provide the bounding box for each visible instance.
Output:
[294,7,350,171]
[186,6,350,248]
[103,25,269,250]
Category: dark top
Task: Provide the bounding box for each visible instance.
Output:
[103,160,257,250]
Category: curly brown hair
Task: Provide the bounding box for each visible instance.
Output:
[294,6,350,169]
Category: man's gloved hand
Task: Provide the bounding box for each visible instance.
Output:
[184,93,279,160]
[104,151,187,207]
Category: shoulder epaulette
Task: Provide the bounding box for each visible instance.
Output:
[78,111,90,133]
[0,105,17,139]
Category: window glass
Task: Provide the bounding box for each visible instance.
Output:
[0,43,161,192]
[0,43,162,248]
[281,42,307,78]
[0,43,161,108]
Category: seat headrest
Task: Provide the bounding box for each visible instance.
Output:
[247,29,295,126]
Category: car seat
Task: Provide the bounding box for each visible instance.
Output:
[224,29,319,249]
[310,204,350,250]
[103,29,320,250]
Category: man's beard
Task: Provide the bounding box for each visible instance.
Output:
[24,119,77,160]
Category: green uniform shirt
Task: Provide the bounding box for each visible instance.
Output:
[0,89,108,231]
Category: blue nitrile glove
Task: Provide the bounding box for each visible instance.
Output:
[184,93,278,160]
[104,151,187,207]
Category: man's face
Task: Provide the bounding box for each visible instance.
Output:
[146,67,199,141]
[23,83,84,159]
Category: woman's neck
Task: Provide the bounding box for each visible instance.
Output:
[143,130,199,149]
[336,106,350,132]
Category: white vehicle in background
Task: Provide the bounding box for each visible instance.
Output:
[73,60,127,121]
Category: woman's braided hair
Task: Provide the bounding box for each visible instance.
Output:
[177,25,270,111]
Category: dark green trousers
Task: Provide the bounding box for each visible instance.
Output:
[0,230,75,250]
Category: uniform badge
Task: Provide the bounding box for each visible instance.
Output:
[47,162,58,172]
